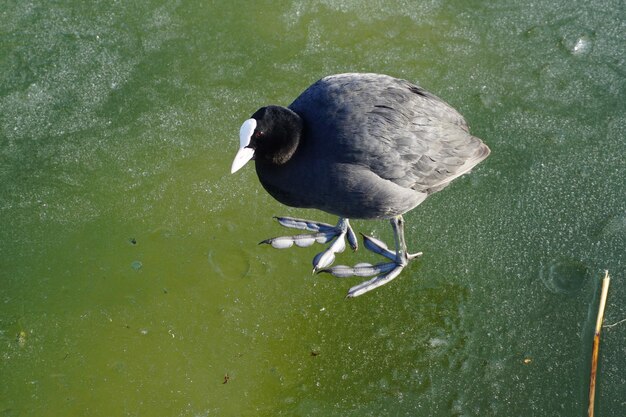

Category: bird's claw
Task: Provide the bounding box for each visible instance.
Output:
[346,264,406,298]
[311,232,348,272]
[318,261,397,278]
[361,233,396,261]
[260,215,420,297]
[320,228,422,297]
[319,261,405,297]
[361,233,422,263]
[260,217,357,271]
[260,231,337,249]
[274,217,335,233]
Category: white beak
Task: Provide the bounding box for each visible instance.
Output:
[231,147,254,173]
[230,118,257,174]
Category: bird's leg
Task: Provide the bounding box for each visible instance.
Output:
[320,215,422,297]
[260,216,358,272]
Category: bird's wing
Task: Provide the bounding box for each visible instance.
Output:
[290,74,489,194]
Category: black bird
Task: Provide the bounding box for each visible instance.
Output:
[231,73,489,297]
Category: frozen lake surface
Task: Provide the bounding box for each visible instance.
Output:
[1,0,624,415]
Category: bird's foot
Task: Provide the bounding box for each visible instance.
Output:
[320,234,422,298]
[260,217,358,272]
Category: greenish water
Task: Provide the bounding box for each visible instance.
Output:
[1,0,624,416]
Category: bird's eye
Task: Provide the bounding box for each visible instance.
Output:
[254,130,263,138]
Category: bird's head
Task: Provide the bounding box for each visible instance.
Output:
[231,106,303,173]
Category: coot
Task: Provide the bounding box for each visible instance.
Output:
[231,73,490,297]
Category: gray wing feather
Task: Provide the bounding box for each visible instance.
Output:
[290,73,490,195]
